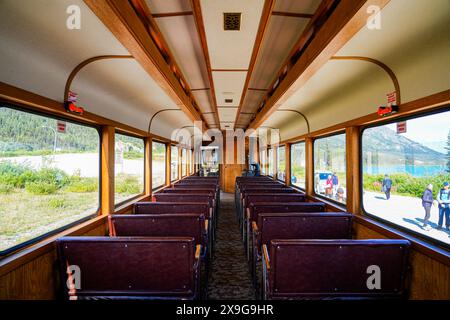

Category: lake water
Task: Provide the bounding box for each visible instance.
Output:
[363,165,447,177]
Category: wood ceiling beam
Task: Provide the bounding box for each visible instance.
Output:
[190,0,222,128]
[152,11,193,18]
[84,0,204,128]
[234,0,275,129]
[272,11,314,18]
[248,0,391,130]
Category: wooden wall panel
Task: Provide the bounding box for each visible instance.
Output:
[354,222,450,300]
[0,222,107,300]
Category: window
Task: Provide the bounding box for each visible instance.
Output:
[277,146,286,181]
[362,110,450,246]
[171,145,179,181]
[260,150,267,175]
[268,148,274,177]
[314,133,346,204]
[152,141,166,189]
[182,148,187,177]
[291,142,306,189]
[114,133,144,204]
[0,106,100,254]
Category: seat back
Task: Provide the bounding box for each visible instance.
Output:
[57,237,199,300]
[267,239,410,299]
[134,202,210,218]
[249,202,326,221]
[258,212,352,248]
[109,214,206,247]
[245,194,306,206]
[153,194,214,208]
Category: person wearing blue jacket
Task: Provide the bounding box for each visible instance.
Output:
[421,184,434,231]
[437,182,450,231]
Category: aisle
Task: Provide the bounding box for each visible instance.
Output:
[207,192,255,300]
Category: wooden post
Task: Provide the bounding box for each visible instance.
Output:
[101,126,115,214]
[273,146,278,181]
[285,143,291,186]
[305,137,314,197]
[166,144,171,186]
[145,137,152,196]
[346,127,361,214]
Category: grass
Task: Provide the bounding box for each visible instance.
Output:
[0,189,98,252]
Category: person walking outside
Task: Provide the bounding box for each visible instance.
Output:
[332,172,339,197]
[325,174,333,198]
[437,182,450,231]
[382,174,393,200]
[421,184,434,231]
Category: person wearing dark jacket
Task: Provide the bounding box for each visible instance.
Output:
[437,182,450,231]
[382,174,393,200]
[421,184,434,230]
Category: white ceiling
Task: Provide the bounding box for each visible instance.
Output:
[200,0,265,130]
[0,0,195,139]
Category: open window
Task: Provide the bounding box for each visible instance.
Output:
[0,106,100,255]
[313,133,347,205]
[268,148,274,177]
[291,142,306,189]
[114,133,145,205]
[152,141,166,190]
[277,146,286,182]
[361,109,450,246]
[171,145,179,181]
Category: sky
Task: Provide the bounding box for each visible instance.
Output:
[385,110,450,153]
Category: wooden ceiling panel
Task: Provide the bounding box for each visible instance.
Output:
[248,16,309,90]
[152,15,209,90]
[145,0,191,14]
[274,0,322,14]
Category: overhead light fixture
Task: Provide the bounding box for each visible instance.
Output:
[224,13,241,31]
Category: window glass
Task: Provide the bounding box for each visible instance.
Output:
[268,148,274,177]
[260,150,266,175]
[362,111,450,245]
[314,133,346,204]
[182,148,187,177]
[114,133,144,204]
[152,141,166,189]
[171,146,179,181]
[277,146,286,181]
[291,142,306,189]
[0,107,100,253]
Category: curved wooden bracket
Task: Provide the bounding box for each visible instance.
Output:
[330,56,401,104]
[64,55,134,102]
[276,109,311,134]
[147,108,181,133]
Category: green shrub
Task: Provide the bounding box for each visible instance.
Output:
[48,198,67,209]
[0,183,14,194]
[25,181,58,195]
[363,172,450,198]
[116,174,141,194]
[66,177,98,193]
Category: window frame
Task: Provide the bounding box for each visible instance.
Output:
[113,131,146,207]
[151,140,167,191]
[181,148,187,178]
[276,145,286,182]
[290,140,306,191]
[360,107,450,249]
[0,104,102,256]
[312,130,347,207]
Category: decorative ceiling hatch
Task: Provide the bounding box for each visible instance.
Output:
[223,13,241,31]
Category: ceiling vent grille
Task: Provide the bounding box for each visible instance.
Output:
[225,98,233,103]
[223,13,241,31]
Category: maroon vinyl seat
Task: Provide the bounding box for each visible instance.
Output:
[251,212,353,294]
[244,202,326,257]
[133,202,213,244]
[57,237,201,300]
[109,214,208,252]
[241,193,306,230]
[262,239,410,300]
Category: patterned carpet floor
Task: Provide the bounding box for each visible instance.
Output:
[206,192,256,300]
